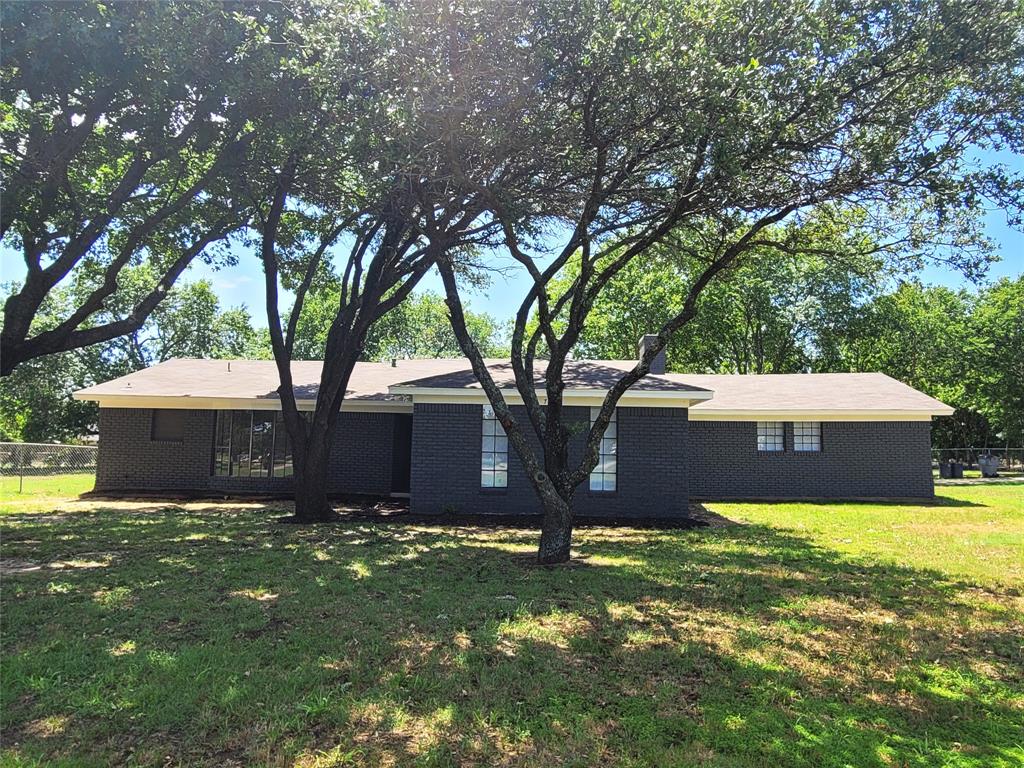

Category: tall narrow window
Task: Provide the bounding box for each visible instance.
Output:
[214,411,232,475]
[757,421,784,452]
[793,422,821,452]
[272,412,294,477]
[589,408,617,492]
[481,405,508,488]
[230,410,252,477]
[250,413,274,477]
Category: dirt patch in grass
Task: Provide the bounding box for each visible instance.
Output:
[0,558,42,575]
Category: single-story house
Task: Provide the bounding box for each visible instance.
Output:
[73,338,954,515]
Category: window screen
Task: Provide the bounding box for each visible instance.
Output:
[757,421,784,451]
[151,410,185,442]
[793,422,821,451]
[481,405,508,488]
[589,408,617,492]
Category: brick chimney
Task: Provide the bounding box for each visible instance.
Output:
[638,334,666,374]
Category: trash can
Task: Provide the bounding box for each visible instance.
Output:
[978,455,1000,478]
[939,461,952,479]
[951,462,964,479]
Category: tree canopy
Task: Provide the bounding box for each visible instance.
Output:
[830,277,1024,449]
[0,1,287,374]
[432,0,1024,561]
[293,290,507,362]
[550,218,887,374]
[0,274,265,442]
[2,0,1021,561]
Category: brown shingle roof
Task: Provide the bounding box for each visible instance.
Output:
[389,359,711,393]
[74,358,475,403]
[74,358,952,415]
[670,372,952,414]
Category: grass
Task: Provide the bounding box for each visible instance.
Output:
[714,484,1024,584]
[1,485,1022,767]
[0,472,95,502]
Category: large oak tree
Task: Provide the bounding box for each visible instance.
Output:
[246,0,544,521]
[0,1,283,375]
[432,0,1024,562]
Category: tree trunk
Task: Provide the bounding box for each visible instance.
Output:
[537,492,574,564]
[292,437,334,522]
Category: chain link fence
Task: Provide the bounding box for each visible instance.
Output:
[0,442,97,496]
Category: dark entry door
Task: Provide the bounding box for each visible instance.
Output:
[390,414,413,493]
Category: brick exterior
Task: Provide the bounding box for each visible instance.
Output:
[687,420,935,499]
[409,403,690,518]
[96,408,215,491]
[95,408,404,495]
[95,406,937,505]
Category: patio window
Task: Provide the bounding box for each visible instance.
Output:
[481,405,508,488]
[589,408,617,492]
[757,421,784,452]
[213,410,294,478]
[793,421,822,452]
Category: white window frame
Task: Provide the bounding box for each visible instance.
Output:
[589,408,617,492]
[793,421,822,452]
[481,405,508,488]
[757,421,785,452]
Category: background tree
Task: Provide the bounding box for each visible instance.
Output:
[292,289,507,361]
[0,276,264,442]
[827,282,983,447]
[0,344,96,443]
[0,0,285,375]
[89,266,268,369]
[828,276,1024,451]
[966,276,1024,448]
[363,292,509,362]
[435,0,1024,562]
[556,218,885,374]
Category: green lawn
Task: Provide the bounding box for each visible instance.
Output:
[0,472,95,502]
[1,485,1022,767]
[714,484,1024,585]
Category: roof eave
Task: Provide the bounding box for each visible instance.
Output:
[387,385,713,408]
[688,407,953,421]
[70,393,414,412]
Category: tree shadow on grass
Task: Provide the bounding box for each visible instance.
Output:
[1,502,1021,767]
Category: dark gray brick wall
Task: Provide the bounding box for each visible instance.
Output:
[325,411,398,495]
[96,408,401,495]
[96,407,936,504]
[409,403,689,518]
[687,420,935,499]
[96,408,216,491]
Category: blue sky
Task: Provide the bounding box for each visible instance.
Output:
[3,156,1022,326]
[152,158,1024,325]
